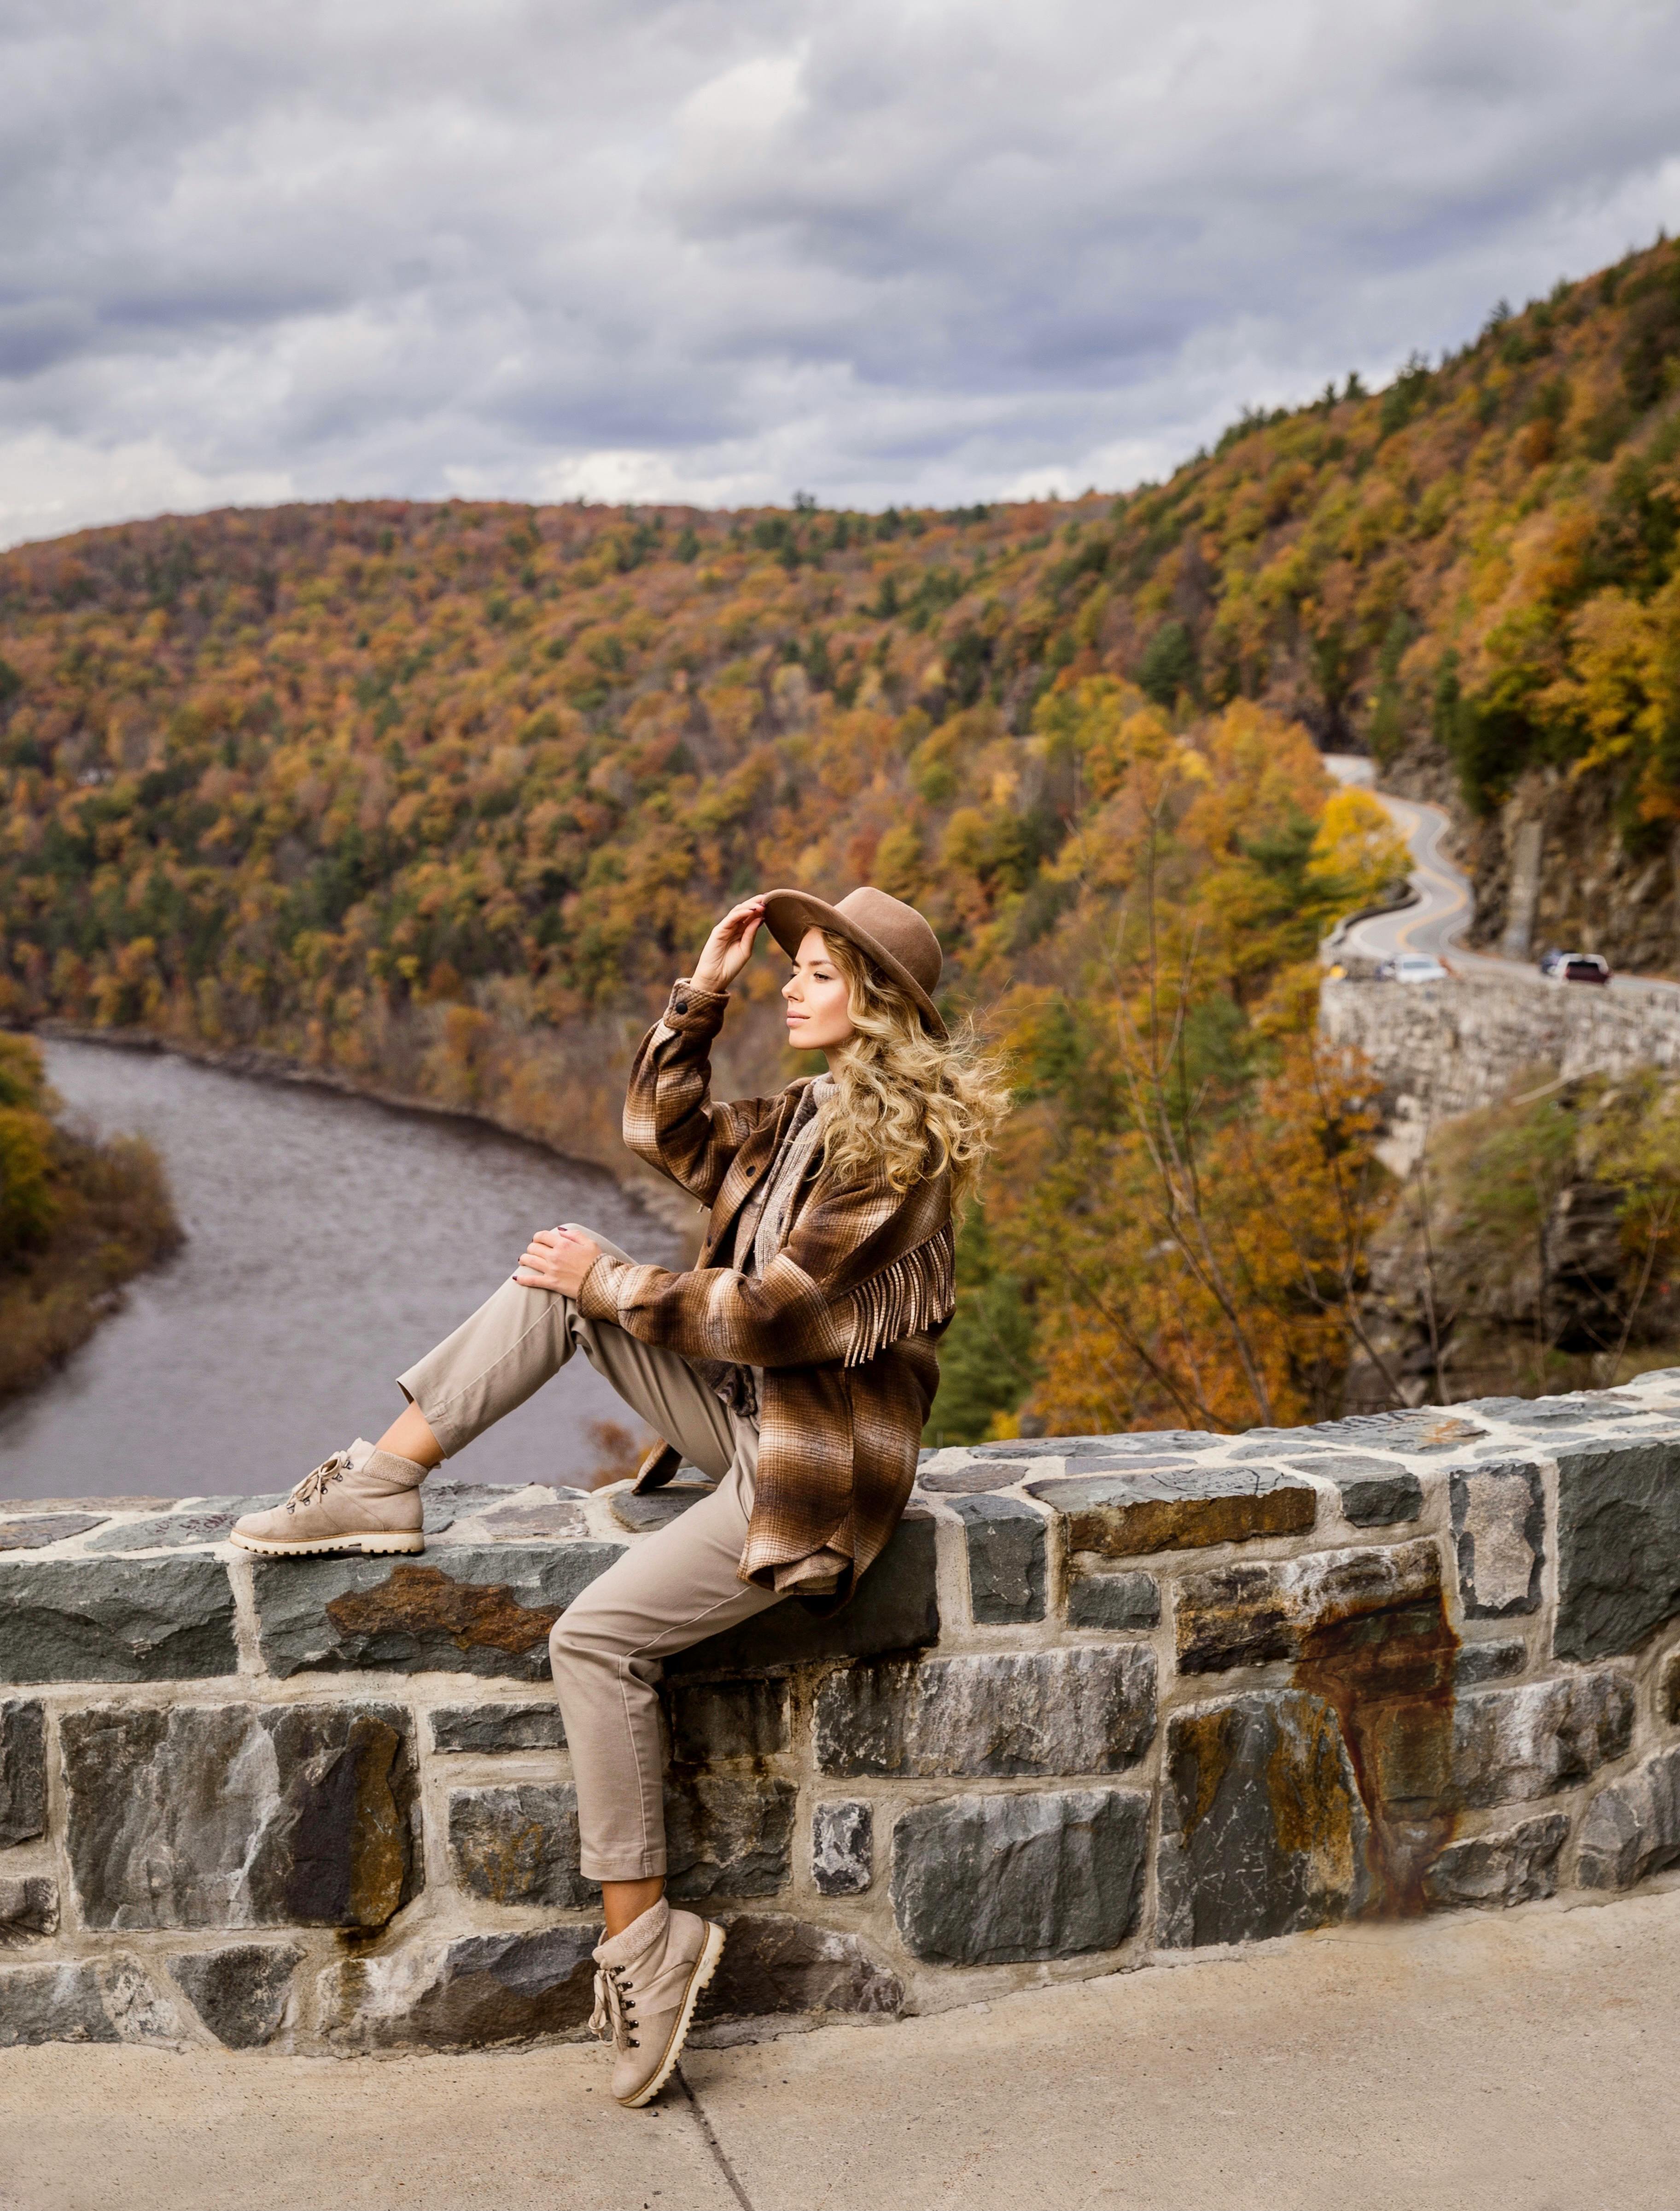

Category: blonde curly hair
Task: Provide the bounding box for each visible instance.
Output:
[814,931,1013,1210]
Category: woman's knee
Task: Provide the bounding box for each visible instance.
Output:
[548,1602,606,1680]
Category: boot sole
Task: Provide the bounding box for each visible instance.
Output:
[619,1919,727,2110]
[227,1531,426,1558]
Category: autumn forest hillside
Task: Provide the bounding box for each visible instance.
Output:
[6,235,1680,1435]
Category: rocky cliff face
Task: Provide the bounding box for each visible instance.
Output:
[1463,769,1680,975]
[1382,739,1680,979]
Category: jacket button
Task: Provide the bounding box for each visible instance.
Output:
[673,994,689,1015]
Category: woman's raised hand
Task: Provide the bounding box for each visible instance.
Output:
[690,897,766,994]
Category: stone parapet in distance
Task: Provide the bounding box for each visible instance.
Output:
[1319,968,1680,1126]
[4,1379,1680,2051]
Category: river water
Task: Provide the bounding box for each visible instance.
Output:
[0,1039,683,1501]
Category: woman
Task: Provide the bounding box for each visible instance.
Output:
[232,884,1010,2106]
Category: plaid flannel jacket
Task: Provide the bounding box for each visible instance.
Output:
[576,978,955,1599]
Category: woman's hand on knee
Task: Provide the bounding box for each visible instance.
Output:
[514,1226,602,1298]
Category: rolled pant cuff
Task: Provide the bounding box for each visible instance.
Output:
[395,1371,474,1459]
[581,1855,668,1883]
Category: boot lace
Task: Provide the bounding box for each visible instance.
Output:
[287,1452,351,1514]
[590,1962,639,2051]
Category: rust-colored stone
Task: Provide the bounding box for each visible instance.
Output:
[344,1716,414,1930]
[1296,1596,1459,1916]
[325,1566,558,1656]
[1174,1539,1462,1919]
[1157,1691,1371,1946]
[1177,1540,1442,1674]
[1027,1467,1315,1558]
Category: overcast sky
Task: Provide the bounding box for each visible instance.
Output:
[3,0,1678,548]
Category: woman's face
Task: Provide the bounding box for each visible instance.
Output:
[783,929,857,1056]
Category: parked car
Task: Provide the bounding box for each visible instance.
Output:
[1379,952,1450,983]
[1543,951,1613,986]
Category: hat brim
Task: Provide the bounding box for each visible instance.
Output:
[760,889,948,1040]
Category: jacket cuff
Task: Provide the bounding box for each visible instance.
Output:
[660,977,729,1035]
[577,1253,628,1323]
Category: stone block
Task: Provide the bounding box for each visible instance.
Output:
[171,1944,303,2048]
[1451,1461,1544,1618]
[446,1784,592,1908]
[252,1542,624,1680]
[950,1495,1046,1623]
[0,1558,237,1683]
[665,1772,796,1900]
[811,1801,873,1895]
[60,1700,420,1930]
[892,1788,1148,1965]
[1309,1410,1486,1453]
[1664,1649,1680,1726]
[429,1701,566,1754]
[1455,1639,1528,1686]
[85,1508,273,1553]
[425,1482,531,1511]
[1157,1690,1371,1947]
[816,1645,1156,1778]
[0,1698,46,1846]
[1452,1673,1635,1808]
[694,1916,901,2023]
[325,1925,601,2051]
[1062,1455,1210,1479]
[1292,1456,1423,1527]
[667,1677,790,1762]
[1422,1814,1570,1910]
[441,1494,587,1541]
[0,1956,184,2047]
[1576,1745,1680,1890]
[0,1513,106,1550]
[1067,1571,1159,1631]
[1176,1539,1441,1674]
[0,1964,117,2046]
[1554,1439,1680,1662]
[610,1483,712,1532]
[1466,1393,1642,1431]
[1027,1465,1315,1558]
[667,1510,939,1674]
[917,1459,1033,1495]
[0,1876,58,1942]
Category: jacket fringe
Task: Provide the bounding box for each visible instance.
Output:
[842,1220,957,1366]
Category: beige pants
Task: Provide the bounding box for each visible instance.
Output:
[397,1227,786,1882]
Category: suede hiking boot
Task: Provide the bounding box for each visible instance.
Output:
[229,1440,427,1557]
[590,1900,725,2108]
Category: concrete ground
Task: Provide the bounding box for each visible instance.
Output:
[5,1887,1679,2211]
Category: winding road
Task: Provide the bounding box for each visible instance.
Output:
[1322,753,1679,998]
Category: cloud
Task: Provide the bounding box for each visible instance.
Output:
[1,0,1678,544]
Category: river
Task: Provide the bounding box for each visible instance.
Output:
[0,1038,684,1502]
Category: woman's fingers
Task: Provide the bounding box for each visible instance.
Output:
[515,1224,600,1298]
[692,898,764,992]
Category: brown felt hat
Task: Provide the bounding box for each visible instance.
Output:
[761,885,947,1039]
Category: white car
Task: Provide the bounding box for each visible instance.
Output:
[1381,953,1450,983]
[1542,951,1613,986]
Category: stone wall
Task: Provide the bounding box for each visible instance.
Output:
[1320,972,1680,1159]
[6,1378,1680,2054]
